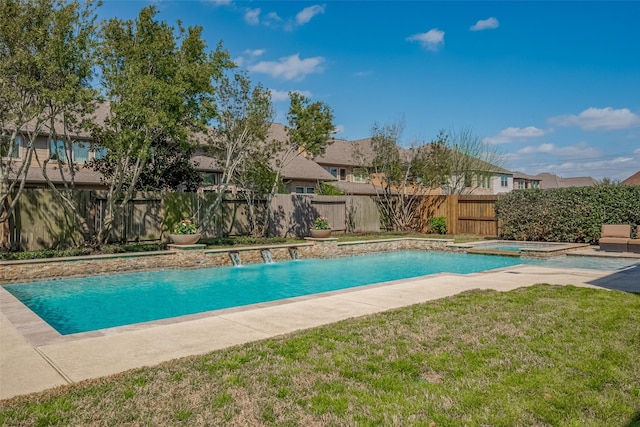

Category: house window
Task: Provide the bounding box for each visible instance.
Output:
[354,168,369,183]
[1,135,21,158]
[339,168,346,181]
[73,142,90,163]
[295,187,315,194]
[500,175,508,187]
[327,167,338,178]
[49,140,68,162]
[531,181,539,189]
[202,173,219,185]
[517,181,524,189]
[94,146,108,160]
[464,173,472,188]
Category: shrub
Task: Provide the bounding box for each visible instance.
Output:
[429,216,448,234]
[173,219,197,235]
[495,185,640,243]
[0,248,92,261]
[313,217,331,230]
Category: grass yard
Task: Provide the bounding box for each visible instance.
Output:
[1,285,639,426]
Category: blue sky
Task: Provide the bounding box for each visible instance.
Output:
[98,1,640,181]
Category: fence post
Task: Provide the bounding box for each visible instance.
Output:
[447,195,459,235]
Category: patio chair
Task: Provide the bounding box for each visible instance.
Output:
[599,224,631,252]
[628,225,640,254]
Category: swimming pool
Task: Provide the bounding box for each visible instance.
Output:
[4,251,637,335]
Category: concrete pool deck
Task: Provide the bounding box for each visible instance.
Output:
[1,251,639,401]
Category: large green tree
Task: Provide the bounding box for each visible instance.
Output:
[0,0,99,247]
[93,6,233,244]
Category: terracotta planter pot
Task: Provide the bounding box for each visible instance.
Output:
[169,234,201,245]
[310,229,332,238]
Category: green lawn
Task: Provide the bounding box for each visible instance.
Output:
[1,285,639,426]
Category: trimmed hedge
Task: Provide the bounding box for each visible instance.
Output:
[495,185,640,244]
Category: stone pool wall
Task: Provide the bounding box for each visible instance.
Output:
[0,238,454,284]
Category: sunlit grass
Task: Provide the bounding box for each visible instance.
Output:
[1,285,638,426]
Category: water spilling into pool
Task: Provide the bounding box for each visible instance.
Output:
[4,251,637,335]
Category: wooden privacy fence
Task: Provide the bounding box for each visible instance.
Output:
[268,194,381,237]
[7,190,501,251]
[7,190,383,250]
[417,195,501,236]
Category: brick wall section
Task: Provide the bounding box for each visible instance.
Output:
[0,238,454,284]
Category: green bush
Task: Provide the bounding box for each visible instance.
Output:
[429,216,448,234]
[495,185,640,243]
[0,248,92,261]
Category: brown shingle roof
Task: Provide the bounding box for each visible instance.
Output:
[21,165,106,187]
[535,173,598,188]
[512,171,542,181]
[278,153,336,181]
[313,138,376,167]
[622,171,640,185]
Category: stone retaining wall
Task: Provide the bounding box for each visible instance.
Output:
[0,238,454,284]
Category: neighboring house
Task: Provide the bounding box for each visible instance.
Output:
[312,137,514,196]
[512,172,541,190]
[442,168,513,195]
[190,152,224,191]
[3,106,519,196]
[534,173,598,189]
[621,171,640,185]
[2,103,110,189]
[310,137,385,195]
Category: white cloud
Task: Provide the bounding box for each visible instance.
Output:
[407,29,445,51]
[234,49,266,67]
[269,89,312,102]
[248,54,325,81]
[635,148,640,155]
[550,107,640,131]
[204,0,232,6]
[296,4,326,25]
[270,89,289,102]
[333,124,345,134]
[517,142,600,158]
[244,49,266,57]
[470,17,499,31]
[244,8,261,25]
[539,156,635,178]
[518,143,555,154]
[484,126,546,144]
[264,12,282,26]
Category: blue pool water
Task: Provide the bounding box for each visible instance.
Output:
[4,251,637,335]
